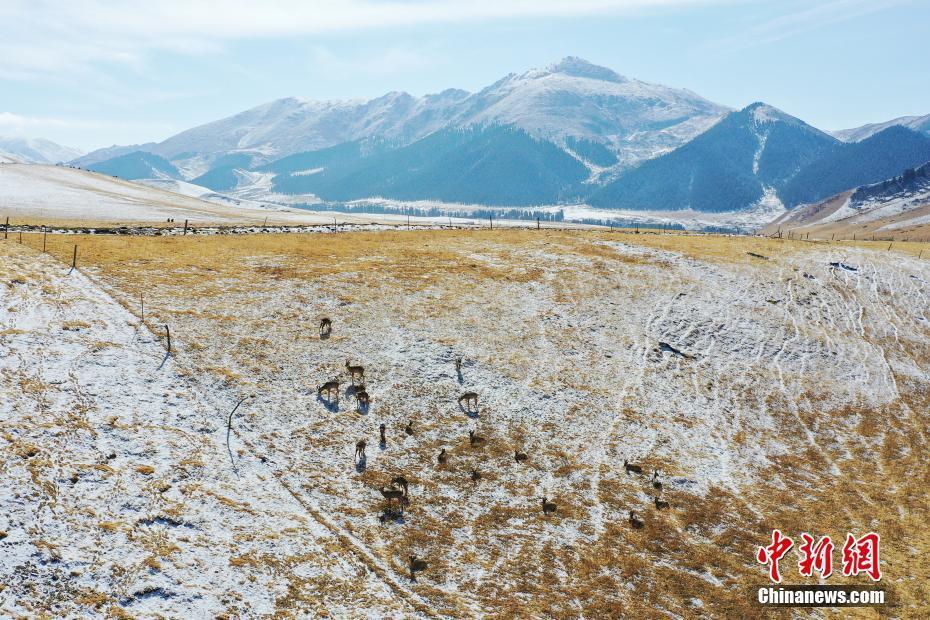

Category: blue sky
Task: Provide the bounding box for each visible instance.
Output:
[1,0,927,152]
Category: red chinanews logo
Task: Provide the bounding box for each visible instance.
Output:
[757,530,881,583]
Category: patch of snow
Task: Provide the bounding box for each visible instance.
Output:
[291,167,324,177]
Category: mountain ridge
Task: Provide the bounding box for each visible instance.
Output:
[74,56,728,173]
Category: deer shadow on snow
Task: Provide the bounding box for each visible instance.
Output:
[458,402,480,419]
[316,393,339,413]
[378,506,406,525]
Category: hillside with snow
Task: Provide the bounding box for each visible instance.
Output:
[0,164,339,226]
[3,229,928,616]
[762,161,930,239]
[0,136,83,164]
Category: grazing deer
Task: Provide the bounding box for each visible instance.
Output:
[345,360,365,385]
[355,440,366,461]
[541,497,557,515]
[317,380,340,400]
[391,476,409,497]
[380,487,405,504]
[514,450,528,463]
[379,423,386,445]
[355,390,370,411]
[437,448,447,465]
[652,470,662,491]
[458,391,479,411]
[624,459,642,475]
[629,510,644,529]
[319,317,332,336]
[470,468,481,484]
[654,495,670,510]
[409,555,428,581]
[404,420,414,436]
[469,429,486,448]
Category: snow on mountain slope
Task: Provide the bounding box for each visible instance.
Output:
[590,102,838,213]
[0,136,84,164]
[0,164,331,225]
[761,161,930,238]
[82,57,727,172]
[832,113,930,142]
[450,57,728,167]
[135,175,321,209]
[152,89,470,163]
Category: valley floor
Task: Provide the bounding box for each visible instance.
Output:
[1,229,928,617]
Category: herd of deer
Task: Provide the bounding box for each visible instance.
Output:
[315,316,673,581]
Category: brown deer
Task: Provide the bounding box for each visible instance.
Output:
[345,360,365,385]
[652,470,662,492]
[514,450,528,463]
[470,468,481,484]
[409,555,428,581]
[654,495,670,510]
[317,380,340,400]
[468,429,486,448]
[404,420,414,436]
[458,391,479,411]
[380,487,405,504]
[355,440,366,461]
[391,476,409,497]
[541,497,557,515]
[355,389,370,411]
[437,448,447,465]
[379,423,386,445]
[319,317,332,336]
[629,510,644,529]
[624,459,642,475]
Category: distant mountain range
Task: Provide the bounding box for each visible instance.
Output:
[832,114,930,142]
[59,57,930,224]
[0,136,84,164]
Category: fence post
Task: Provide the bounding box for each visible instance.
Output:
[489,215,493,230]
[3,216,7,240]
[43,227,47,252]
[165,324,171,354]
[183,219,189,235]
[70,245,77,273]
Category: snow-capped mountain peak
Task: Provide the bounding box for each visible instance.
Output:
[747,101,796,124]
[544,56,628,83]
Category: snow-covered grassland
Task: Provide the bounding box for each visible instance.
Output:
[2,229,929,617]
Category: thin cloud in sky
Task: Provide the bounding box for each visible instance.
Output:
[0,111,173,137]
[0,0,728,78]
[709,0,916,51]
